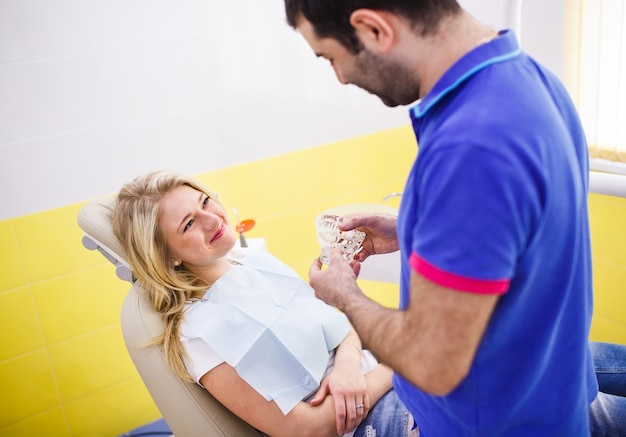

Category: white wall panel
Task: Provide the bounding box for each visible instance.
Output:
[0,41,214,144]
[0,0,206,63]
[0,0,564,219]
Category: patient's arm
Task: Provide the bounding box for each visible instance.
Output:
[310,329,375,434]
[199,362,393,437]
[200,363,336,437]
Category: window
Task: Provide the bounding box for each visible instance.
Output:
[565,0,626,175]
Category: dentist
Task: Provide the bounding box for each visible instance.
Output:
[284,1,598,435]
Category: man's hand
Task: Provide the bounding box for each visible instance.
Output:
[339,213,399,262]
[309,249,363,310]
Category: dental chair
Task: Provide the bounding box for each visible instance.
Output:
[77,197,262,437]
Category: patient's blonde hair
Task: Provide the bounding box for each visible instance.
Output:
[111,170,221,381]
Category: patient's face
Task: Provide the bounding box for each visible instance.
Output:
[159,185,237,270]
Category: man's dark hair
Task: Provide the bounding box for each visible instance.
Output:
[285,0,461,53]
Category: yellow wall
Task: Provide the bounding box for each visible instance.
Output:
[588,193,626,342]
[1,126,625,436]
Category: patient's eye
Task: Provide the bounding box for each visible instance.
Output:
[183,219,194,233]
[202,196,210,208]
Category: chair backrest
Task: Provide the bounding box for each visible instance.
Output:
[77,197,261,437]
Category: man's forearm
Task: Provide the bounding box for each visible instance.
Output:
[338,285,407,369]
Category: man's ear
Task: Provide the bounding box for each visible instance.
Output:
[350,9,396,52]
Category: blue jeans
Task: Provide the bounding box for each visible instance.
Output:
[353,389,416,437]
[589,342,626,437]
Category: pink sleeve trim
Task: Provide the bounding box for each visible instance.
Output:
[410,252,509,294]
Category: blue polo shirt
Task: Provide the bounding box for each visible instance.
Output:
[394,30,597,436]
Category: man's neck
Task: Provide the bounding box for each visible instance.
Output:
[414,11,497,98]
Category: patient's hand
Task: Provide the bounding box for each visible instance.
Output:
[309,365,369,435]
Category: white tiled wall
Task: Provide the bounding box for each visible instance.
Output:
[0,0,564,220]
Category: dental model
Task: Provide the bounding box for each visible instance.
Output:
[316,214,366,265]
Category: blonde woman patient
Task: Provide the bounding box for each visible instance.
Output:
[111,170,413,437]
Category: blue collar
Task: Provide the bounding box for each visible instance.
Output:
[410,30,522,119]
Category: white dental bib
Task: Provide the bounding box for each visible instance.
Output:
[180,249,351,414]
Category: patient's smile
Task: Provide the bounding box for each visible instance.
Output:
[210,223,225,244]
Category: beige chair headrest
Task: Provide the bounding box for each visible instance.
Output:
[77,196,132,282]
